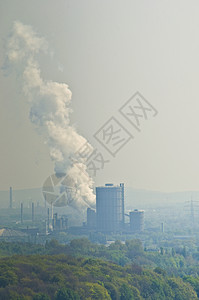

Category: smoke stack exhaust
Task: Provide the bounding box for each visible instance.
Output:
[6,21,95,211]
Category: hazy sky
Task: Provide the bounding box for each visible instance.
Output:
[1,0,199,192]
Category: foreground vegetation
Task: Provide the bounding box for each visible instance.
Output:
[0,253,198,299]
[1,238,199,276]
[0,239,199,299]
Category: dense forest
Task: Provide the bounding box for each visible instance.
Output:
[1,238,199,276]
[0,239,199,299]
[0,253,198,299]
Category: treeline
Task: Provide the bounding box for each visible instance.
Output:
[0,253,198,299]
[0,239,199,277]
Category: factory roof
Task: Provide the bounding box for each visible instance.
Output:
[97,183,124,188]
[0,228,28,237]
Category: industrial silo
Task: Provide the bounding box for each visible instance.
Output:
[96,183,124,232]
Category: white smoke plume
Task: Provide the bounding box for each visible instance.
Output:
[7,21,96,210]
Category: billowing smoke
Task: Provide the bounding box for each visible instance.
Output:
[7,21,95,210]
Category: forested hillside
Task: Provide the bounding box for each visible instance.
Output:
[0,254,197,299]
[0,239,199,299]
[1,238,199,277]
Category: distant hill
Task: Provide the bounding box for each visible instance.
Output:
[0,186,198,210]
[125,187,199,209]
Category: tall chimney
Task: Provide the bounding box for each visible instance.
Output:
[32,202,34,222]
[9,187,13,209]
[21,203,23,223]
[47,207,50,231]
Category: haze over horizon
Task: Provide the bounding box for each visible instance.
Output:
[1,1,199,193]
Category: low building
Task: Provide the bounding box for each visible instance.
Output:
[87,208,96,229]
[130,209,144,232]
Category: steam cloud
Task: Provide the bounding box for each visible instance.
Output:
[7,21,95,210]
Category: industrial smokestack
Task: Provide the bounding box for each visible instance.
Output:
[21,203,23,223]
[45,220,48,235]
[47,207,50,231]
[9,187,13,209]
[161,222,164,233]
[32,202,34,222]
[44,194,46,208]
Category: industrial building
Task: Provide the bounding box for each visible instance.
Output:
[52,213,68,231]
[87,208,96,229]
[96,183,124,232]
[88,183,145,234]
[130,209,144,232]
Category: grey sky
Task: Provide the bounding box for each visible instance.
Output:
[1,0,199,192]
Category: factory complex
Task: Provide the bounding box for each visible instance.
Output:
[2,183,144,243]
[87,183,144,233]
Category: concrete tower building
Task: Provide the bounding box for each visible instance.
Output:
[96,183,124,232]
[130,209,144,232]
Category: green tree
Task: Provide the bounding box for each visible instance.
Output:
[104,282,120,300]
[83,282,111,299]
[172,248,176,257]
[125,240,143,259]
[168,278,197,299]
[154,267,166,276]
[183,276,199,297]
[0,270,17,287]
[182,246,187,258]
[33,294,50,300]
[55,287,80,300]
[160,247,164,255]
[120,283,134,300]
[45,239,59,249]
